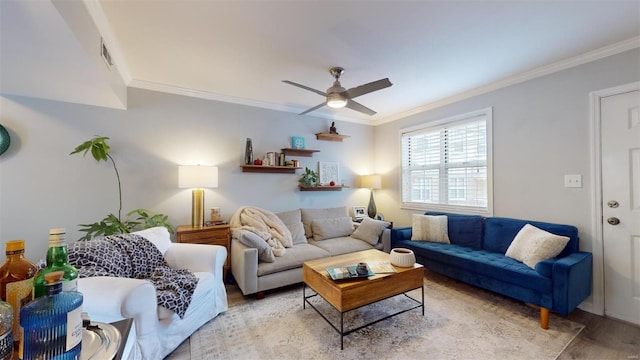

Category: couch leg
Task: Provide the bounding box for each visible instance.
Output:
[540,307,549,329]
[256,291,265,300]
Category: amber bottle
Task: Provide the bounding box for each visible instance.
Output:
[0,240,38,349]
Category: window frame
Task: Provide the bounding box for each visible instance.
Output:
[399,107,493,216]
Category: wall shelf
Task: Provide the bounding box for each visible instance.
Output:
[298,185,349,191]
[241,165,301,173]
[281,148,320,157]
[315,133,350,142]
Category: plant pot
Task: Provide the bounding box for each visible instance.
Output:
[390,248,416,267]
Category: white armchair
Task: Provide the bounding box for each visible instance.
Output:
[77,227,228,360]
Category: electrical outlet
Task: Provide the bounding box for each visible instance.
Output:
[564,174,582,188]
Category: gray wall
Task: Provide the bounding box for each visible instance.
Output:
[1,48,638,266]
[374,48,640,257]
[0,89,375,263]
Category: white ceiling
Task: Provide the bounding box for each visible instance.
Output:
[1,1,639,125]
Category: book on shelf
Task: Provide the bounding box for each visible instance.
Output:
[205,220,228,226]
[326,264,375,280]
[367,261,397,274]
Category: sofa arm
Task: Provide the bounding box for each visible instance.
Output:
[78,276,159,331]
[391,227,413,247]
[551,251,593,315]
[381,228,391,253]
[78,276,162,359]
[231,239,259,295]
[164,243,227,278]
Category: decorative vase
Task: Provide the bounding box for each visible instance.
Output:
[244,138,253,165]
[367,190,377,218]
[390,248,416,267]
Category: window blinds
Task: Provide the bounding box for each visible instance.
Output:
[401,114,488,211]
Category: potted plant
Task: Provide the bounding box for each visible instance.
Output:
[298,167,319,187]
[71,136,174,241]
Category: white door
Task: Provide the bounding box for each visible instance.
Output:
[601,89,640,325]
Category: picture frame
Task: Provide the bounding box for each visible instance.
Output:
[353,206,366,220]
[318,161,339,185]
[291,136,305,149]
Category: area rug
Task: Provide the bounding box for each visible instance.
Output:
[191,272,584,359]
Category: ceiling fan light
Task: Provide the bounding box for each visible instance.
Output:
[327,93,347,108]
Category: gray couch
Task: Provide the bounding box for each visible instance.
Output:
[231,206,391,297]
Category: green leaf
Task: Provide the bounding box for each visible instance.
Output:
[70,136,110,162]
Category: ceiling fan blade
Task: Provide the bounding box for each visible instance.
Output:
[299,102,327,115]
[345,99,376,116]
[282,80,326,97]
[344,78,392,99]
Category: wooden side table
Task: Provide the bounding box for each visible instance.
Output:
[176,224,231,282]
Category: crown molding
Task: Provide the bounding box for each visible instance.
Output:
[80,3,639,128]
[373,36,640,126]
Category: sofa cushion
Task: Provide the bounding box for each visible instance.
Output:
[132,226,172,255]
[411,214,450,243]
[351,217,390,245]
[484,217,579,256]
[395,239,552,293]
[312,217,353,241]
[301,206,349,238]
[276,209,307,245]
[158,271,213,320]
[309,237,374,256]
[505,224,570,269]
[237,231,275,263]
[257,243,330,276]
[426,212,484,250]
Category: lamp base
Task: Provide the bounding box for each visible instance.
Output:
[367,190,377,219]
[192,189,205,227]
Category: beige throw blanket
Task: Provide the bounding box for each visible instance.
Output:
[230,206,293,256]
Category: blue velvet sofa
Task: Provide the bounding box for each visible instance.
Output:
[391,213,592,329]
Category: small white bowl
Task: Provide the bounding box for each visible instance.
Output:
[390,248,416,267]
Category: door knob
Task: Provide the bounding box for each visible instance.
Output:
[607,201,619,208]
[607,217,620,225]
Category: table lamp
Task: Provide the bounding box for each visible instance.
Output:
[179,165,218,227]
[360,174,382,219]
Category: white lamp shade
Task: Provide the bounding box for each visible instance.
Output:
[178,165,218,188]
[360,174,382,190]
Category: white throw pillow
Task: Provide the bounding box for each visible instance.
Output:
[311,217,353,241]
[132,226,171,255]
[351,217,391,245]
[411,214,450,243]
[505,224,570,269]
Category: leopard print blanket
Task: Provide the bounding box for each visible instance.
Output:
[68,233,198,319]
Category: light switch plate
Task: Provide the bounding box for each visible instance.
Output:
[564,174,582,188]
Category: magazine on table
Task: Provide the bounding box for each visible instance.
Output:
[367,261,398,274]
[326,264,375,280]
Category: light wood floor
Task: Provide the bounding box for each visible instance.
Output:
[166,282,640,360]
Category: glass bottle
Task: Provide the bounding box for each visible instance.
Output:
[0,240,37,350]
[19,271,83,360]
[0,300,12,360]
[33,228,79,299]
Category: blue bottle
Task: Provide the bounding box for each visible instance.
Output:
[19,271,83,359]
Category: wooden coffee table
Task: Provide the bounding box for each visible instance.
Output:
[302,249,424,349]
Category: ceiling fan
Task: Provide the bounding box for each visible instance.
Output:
[283,67,392,116]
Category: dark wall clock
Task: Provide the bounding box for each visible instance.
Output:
[0,124,10,155]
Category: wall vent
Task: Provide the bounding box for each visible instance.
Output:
[101,37,113,69]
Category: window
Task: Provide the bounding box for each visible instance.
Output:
[400,108,492,215]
